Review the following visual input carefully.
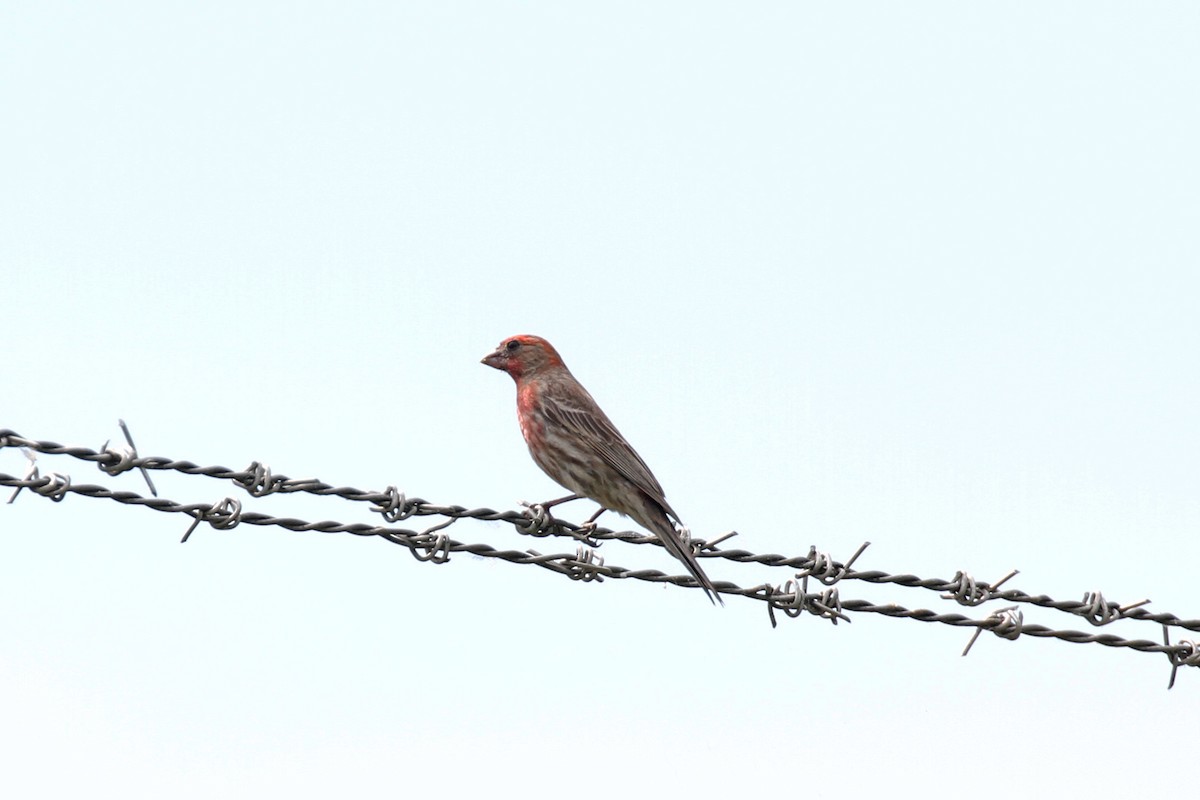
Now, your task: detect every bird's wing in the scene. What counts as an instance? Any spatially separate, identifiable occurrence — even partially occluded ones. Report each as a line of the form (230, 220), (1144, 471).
(541, 386), (682, 523)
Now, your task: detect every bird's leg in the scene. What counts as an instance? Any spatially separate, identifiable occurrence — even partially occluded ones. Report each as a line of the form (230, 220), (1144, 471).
(539, 493), (583, 511)
(572, 507), (608, 543)
(526, 496), (606, 544)
(520, 494), (583, 535)
(520, 494), (584, 534)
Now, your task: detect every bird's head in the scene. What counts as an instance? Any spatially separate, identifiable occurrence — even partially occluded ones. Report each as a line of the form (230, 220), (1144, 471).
(481, 335), (565, 381)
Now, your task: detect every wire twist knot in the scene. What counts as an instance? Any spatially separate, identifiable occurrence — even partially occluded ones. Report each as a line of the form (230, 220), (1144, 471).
(409, 530), (451, 563)
(1077, 591), (1151, 626)
(98, 420), (157, 496)
(1162, 627), (1200, 689)
(962, 606), (1023, 656)
(565, 545), (605, 582)
(943, 568), (1018, 607)
(374, 486), (418, 522)
(180, 497), (243, 542)
(765, 575), (850, 627)
(98, 445), (137, 478)
(518, 502), (552, 535)
(236, 462), (284, 497)
(33, 472), (73, 502)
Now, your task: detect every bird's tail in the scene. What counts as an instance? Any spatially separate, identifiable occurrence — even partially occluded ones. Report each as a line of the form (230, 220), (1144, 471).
(636, 497), (723, 606)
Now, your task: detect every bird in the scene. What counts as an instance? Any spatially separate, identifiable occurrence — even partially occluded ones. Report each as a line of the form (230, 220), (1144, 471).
(482, 334), (722, 604)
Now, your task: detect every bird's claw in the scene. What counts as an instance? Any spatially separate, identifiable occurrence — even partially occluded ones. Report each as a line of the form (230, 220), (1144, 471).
(571, 520), (602, 547)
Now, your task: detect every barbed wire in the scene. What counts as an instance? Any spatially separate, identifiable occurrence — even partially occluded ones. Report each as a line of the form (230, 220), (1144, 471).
(2, 424), (1197, 688)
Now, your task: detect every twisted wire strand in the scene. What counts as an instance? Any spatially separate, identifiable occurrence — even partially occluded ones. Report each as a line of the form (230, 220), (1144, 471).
(2, 429), (1195, 631)
(2, 428), (1198, 685)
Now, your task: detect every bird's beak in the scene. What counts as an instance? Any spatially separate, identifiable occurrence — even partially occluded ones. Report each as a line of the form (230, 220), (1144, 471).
(481, 348), (506, 370)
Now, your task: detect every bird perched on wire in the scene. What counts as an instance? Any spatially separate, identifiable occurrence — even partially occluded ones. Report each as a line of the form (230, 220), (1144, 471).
(482, 334), (722, 605)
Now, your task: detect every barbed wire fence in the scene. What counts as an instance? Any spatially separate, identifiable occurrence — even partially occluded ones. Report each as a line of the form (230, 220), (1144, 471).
(2, 422), (1198, 688)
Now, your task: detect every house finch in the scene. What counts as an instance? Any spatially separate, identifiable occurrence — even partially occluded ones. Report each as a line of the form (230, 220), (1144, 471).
(482, 335), (721, 605)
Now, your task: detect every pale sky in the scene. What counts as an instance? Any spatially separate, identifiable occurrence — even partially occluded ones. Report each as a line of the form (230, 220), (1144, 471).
(2, 3), (1198, 798)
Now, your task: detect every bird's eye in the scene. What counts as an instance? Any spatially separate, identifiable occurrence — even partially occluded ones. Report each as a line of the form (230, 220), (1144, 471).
(505, 339), (521, 352)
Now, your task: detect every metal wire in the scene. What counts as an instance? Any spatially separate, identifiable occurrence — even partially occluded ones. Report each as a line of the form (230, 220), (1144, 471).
(2, 425), (1196, 688)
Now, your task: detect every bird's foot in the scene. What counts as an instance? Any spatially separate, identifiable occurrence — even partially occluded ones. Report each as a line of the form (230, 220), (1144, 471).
(571, 522), (601, 547)
(570, 507), (608, 546)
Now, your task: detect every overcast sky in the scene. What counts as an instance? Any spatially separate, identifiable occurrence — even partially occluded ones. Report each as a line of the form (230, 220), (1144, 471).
(3, 3), (1198, 798)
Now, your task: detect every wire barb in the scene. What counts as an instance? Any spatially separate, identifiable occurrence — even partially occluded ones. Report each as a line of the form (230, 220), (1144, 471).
(797, 541), (870, 586)
(373, 486), (416, 522)
(961, 606), (1023, 656)
(763, 572), (851, 628)
(408, 526), (452, 564)
(1162, 625), (1200, 689)
(99, 419), (158, 497)
(235, 461), (283, 497)
(518, 501), (552, 535)
(567, 544), (605, 582)
(6, 449), (39, 504)
(181, 497), (243, 543)
(1077, 591), (1152, 626)
(942, 568), (1019, 607)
